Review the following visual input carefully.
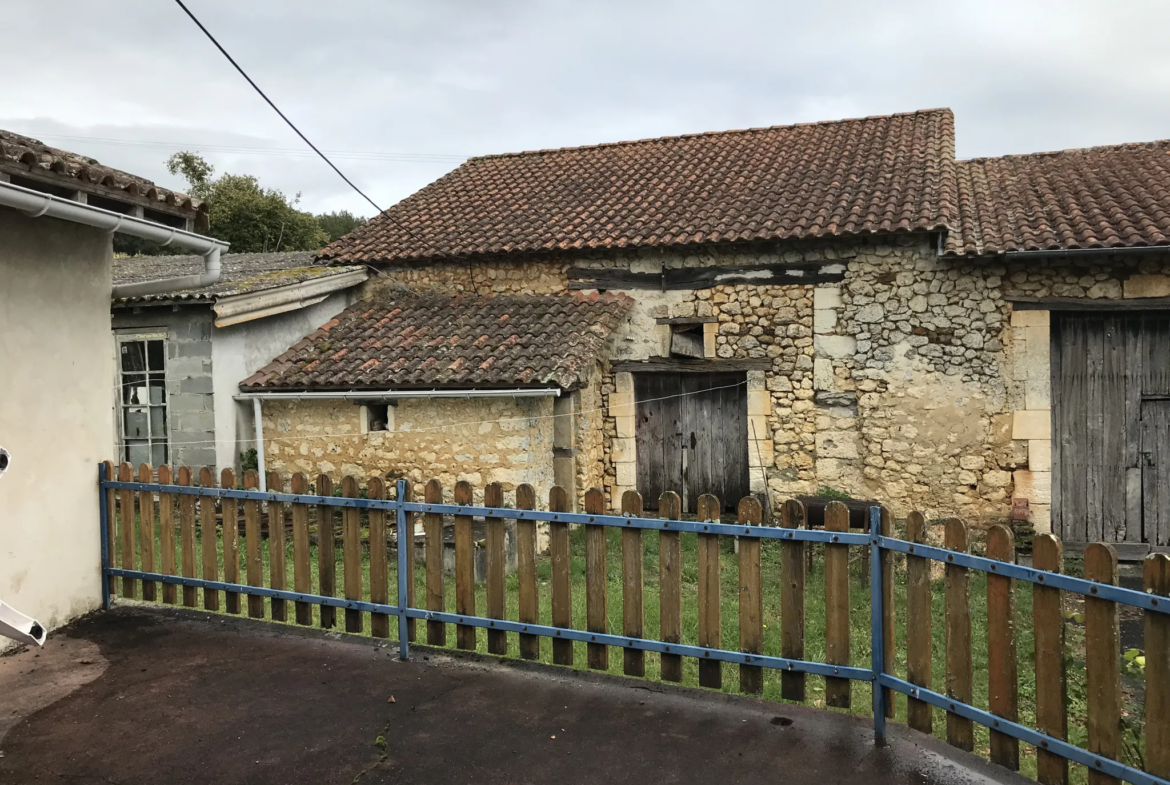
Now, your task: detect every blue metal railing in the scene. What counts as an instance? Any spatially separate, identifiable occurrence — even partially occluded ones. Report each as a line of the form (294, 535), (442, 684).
(99, 466), (1170, 785)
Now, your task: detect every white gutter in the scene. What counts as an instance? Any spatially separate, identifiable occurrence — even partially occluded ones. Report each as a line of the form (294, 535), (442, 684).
(235, 388), (562, 401)
(0, 180), (229, 298)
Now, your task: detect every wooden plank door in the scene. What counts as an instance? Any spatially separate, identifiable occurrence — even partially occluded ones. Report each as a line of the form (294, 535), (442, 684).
(635, 372), (747, 512)
(1143, 400), (1170, 546)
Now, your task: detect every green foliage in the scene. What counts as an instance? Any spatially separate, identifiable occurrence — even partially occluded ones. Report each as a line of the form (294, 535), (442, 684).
(166, 152), (327, 253)
(239, 448), (259, 474)
(316, 210), (367, 243)
(815, 485), (852, 501)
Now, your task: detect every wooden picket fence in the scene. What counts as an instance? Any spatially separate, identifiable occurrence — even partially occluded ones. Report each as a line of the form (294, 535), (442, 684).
(100, 461), (1170, 785)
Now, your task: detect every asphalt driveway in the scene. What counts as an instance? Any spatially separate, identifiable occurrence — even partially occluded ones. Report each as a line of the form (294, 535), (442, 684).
(0, 606), (1029, 784)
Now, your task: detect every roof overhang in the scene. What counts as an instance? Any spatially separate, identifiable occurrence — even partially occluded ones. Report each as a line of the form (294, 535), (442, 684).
(212, 268), (368, 327)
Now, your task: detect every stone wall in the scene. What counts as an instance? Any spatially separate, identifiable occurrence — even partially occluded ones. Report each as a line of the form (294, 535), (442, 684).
(313, 240), (1170, 527)
(260, 396), (557, 503)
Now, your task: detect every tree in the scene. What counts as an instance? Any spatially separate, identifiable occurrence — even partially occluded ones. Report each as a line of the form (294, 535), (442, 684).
(161, 152), (327, 254)
(316, 210), (367, 243)
(114, 152), (368, 256)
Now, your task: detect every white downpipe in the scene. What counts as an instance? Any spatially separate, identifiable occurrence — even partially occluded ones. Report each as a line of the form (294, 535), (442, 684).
(253, 398), (267, 493)
(0, 180), (229, 298)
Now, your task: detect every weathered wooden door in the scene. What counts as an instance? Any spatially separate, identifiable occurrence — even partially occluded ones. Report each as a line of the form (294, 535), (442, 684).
(1142, 399), (1170, 546)
(1051, 312), (1170, 547)
(634, 372), (748, 512)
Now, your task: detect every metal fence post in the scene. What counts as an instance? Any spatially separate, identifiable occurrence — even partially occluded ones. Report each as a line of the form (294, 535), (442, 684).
(396, 479), (410, 660)
(99, 462), (111, 611)
(869, 505), (886, 746)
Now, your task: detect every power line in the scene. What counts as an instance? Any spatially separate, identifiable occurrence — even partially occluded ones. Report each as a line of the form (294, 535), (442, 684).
(28, 133), (468, 163)
(173, 0), (384, 214)
(172, 0), (465, 269)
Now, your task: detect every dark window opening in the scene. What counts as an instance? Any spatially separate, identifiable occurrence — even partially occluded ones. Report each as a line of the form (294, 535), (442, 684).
(367, 403), (390, 432)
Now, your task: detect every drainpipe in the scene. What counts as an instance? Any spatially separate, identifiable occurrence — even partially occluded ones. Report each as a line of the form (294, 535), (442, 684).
(0, 180), (229, 298)
(253, 398), (267, 493)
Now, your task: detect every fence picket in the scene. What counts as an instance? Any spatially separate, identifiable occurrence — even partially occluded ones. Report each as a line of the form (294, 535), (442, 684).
(658, 491), (683, 683)
(621, 490), (645, 677)
(585, 487), (609, 670)
(944, 517), (973, 752)
(243, 470), (264, 619)
(316, 474), (336, 629)
(987, 524), (1019, 771)
(119, 462), (136, 599)
(824, 500), (851, 708)
(198, 467), (218, 611)
(485, 482), (507, 655)
(1145, 553), (1170, 781)
(880, 505), (895, 719)
(905, 511), (932, 734)
(549, 485), (573, 666)
(454, 480), (476, 651)
(1085, 543), (1121, 785)
(104, 461), (118, 597)
(780, 498), (806, 702)
(268, 471), (286, 623)
(1032, 533), (1068, 785)
(697, 493), (722, 690)
(178, 466), (197, 607)
(368, 477), (390, 638)
(157, 465), (177, 605)
(221, 468), (239, 615)
(401, 480), (416, 642)
(342, 476), (363, 634)
(137, 463), (156, 602)
(738, 496), (763, 695)
(291, 472), (312, 626)
(516, 483), (539, 660)
(424, 479), (445, 646)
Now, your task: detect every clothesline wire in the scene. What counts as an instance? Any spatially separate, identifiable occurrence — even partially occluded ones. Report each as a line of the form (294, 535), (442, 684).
(115, 379), (756, 453)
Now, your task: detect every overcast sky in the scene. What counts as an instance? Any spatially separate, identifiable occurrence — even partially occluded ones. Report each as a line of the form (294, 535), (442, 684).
(4, 0), (1169, 216)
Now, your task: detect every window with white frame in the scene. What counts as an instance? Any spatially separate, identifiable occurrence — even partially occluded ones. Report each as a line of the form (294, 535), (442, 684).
(118, 335), (169, 467)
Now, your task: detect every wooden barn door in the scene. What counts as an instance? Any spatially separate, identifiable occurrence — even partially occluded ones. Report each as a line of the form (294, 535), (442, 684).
(634, 372), (748, 513)
(1052, 311), (1170, 548)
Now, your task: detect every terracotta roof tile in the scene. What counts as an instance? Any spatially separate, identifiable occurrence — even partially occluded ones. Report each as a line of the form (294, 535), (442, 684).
(320, 109), (957, 263)
(948, 141), (1170, 255)
(240, 293), (634, 391)
(1, 129), (204, 222)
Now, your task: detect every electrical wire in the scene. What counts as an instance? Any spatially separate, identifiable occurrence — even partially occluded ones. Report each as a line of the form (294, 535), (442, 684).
(114, 379), (752, 451)
(28, 133), (469, 163)
(172, 0), (465, 269)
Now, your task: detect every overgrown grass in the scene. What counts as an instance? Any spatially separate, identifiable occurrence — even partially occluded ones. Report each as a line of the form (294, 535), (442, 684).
(116, 506), (1140, 784)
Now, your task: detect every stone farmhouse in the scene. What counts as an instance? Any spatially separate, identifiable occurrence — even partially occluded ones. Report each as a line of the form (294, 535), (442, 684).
(240, 108), (1170, 553)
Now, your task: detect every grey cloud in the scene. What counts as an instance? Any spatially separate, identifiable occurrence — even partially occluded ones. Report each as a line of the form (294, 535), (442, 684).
(3, 0), (1168, 215)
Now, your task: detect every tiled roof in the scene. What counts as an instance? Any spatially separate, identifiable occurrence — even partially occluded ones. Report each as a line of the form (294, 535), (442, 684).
(0, 129), (204, 223)
(319, 109), (957, 264)
(948, 141), (1170, 255)
(240, 293), (634, 391)
(113, 251), (364, 303)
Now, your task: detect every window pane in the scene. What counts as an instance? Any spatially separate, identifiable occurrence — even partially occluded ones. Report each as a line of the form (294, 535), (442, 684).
(124, 407), (148, 438)
(122, 374), (147, 404)
(121, 341), (147, 372)
(151, 443), (168, 468)
(149, 378), (166, 404)
(126, 440), (149, 467)
(150, 406), (166, 437)
(147, 340), (165, 371)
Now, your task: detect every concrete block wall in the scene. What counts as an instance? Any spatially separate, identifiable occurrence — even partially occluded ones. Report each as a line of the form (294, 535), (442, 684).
(112, 308), (217, 469)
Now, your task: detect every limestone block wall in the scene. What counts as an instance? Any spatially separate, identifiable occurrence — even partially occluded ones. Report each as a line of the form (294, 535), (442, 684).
(260, 396), (557, 503)
(340, 241), (1170, 529)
